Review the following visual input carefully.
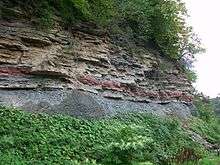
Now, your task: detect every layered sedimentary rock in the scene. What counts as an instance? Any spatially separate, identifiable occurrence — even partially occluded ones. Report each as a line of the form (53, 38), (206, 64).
(0, 21), (195, 119)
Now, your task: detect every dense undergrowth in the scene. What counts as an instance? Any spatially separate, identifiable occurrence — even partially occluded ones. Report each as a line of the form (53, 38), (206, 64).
(0, 106), (219, 165)
(1, 0), (204, 61)
(192, 96), (220, 145)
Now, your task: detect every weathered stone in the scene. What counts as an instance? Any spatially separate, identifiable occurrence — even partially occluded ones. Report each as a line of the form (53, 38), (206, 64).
(78, 75), (100, 86)
(0, 20), (195, 119)
(93, 73), (103, 78)
(0, 66), (31, 76)
(103, 92), (124, 99)
(139, 81), (149, 86)
(0, 89), (194, 119)
(74, 56), (109, 67)
(101, 80), (122, 91)
(132, 63), (143, 68)
(144, 69), (160, 79)
(0, 40), (28, 51)
(78, 86), (99, 94)
(20, 36), (52, 47)
(30, 68), (70, 78)
(113, 78), (136, 85)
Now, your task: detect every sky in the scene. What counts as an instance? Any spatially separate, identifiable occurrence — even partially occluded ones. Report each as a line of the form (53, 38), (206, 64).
(184, 0), (220, 98)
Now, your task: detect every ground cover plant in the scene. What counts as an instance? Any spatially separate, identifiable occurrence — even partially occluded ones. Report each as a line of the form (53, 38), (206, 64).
(0, 106), (219, 165)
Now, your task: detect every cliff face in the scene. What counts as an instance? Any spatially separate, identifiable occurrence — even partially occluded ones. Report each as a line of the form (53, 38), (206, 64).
(0, 21), (195, 119)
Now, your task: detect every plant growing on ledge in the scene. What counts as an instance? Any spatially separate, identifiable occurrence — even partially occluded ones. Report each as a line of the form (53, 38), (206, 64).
(1, 0), (204, 64)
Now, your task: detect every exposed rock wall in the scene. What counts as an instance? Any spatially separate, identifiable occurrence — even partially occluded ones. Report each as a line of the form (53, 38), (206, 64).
(0, 21), (195, 119)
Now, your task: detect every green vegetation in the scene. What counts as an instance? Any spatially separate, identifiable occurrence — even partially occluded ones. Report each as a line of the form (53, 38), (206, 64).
(194, 96), (215, 122)
(210, 97), (220, 116)
(0, 106), (219, 165)
(189, 118), (220, 145)
(192, 96), (220, 145)
(185, 69), (197, 83)
(1, 0), (204, 60)
(180, 156), (220, 165)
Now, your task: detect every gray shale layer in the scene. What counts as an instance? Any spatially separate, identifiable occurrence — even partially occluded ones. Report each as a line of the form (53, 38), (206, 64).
(0, 89), (195, 119)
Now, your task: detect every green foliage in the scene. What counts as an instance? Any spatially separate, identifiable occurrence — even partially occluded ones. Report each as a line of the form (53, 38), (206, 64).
(114, 0), (204, 60)
(114, 0), (153, 41)
(185, 69), (197, 83)
(189, 118), (220, 145)
(210, 97), (220, 116)
(55, 0), (91, 25)
(191, 96), (220, 145)
(150, 0), (187, 58)
(175, 155), (220, 165)
(89, 0), (116, 25)
(2, 0), (204, 61)
(36, 0), (53, 28)
(194, 96), (215, 122)
(198, 156), (220, 165)
(0, 106), (210, 165)
(99, 124), (154, 164)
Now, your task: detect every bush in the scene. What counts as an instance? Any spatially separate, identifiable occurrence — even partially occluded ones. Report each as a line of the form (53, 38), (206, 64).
(185, 69), (197, 83)
(189, 118), (220, 145)
(190, 96), (220, 145)
(2, 0), (204, 61)
(178, 156), (220, 165)
(194, 96), (215, 122)
(0, 106), (210, 165)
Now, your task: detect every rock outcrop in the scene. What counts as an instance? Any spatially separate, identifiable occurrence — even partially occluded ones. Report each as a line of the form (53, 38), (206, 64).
(0, 20), (195, 119)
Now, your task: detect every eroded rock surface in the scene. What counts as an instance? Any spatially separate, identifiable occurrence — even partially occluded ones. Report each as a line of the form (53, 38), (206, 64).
(0, 21), (195, 119)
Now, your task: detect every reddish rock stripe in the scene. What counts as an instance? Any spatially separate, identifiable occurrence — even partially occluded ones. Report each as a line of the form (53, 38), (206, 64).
(78, 75), (193, 102)
(0, 66), (31, 76)
(179, 93), (194, 102)
(101, 80), (121, 91)
(78, 75), (122, 91)
(78, 75), (100, 86)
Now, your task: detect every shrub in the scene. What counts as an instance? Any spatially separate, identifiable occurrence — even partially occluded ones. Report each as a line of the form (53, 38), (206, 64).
(0, 106), (210, 165)
(177, 156), (220, 165)
(185, 69), (197, 83)
(194, 96), (215, 122)
(2, 0), (204, 61)
(56, 0), (91, 25)
(191, 96), (220, 145)
(189, 118), (220, 145)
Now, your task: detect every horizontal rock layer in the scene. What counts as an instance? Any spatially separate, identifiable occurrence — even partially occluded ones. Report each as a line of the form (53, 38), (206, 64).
(0, 21), (195, 118)
(0, 89), (195, 119)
